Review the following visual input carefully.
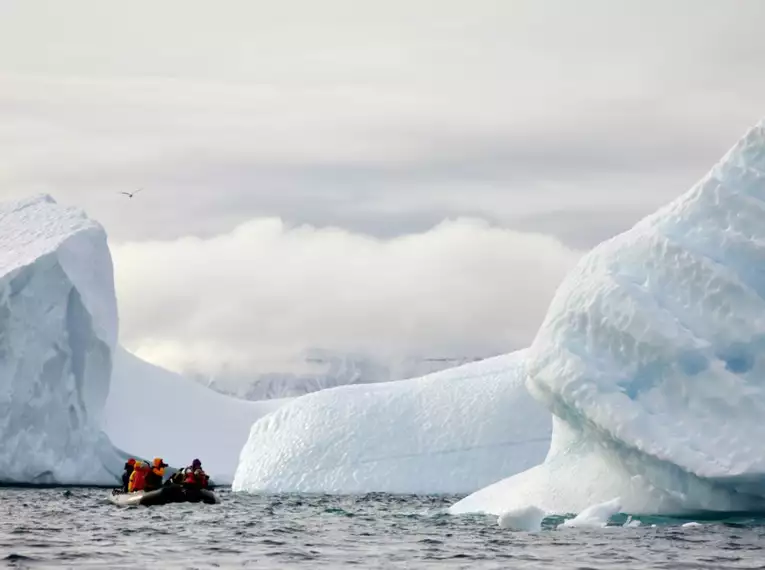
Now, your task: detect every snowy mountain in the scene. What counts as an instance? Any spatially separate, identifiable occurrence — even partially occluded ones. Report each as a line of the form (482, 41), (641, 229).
(191, 350), (487, 401)
(453, 119), (765, 516)
(0, 196), (121, 484)
(232, 350), (551, 494)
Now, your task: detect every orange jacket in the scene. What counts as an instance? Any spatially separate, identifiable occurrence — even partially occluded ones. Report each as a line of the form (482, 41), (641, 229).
(129, 464), (149, 492)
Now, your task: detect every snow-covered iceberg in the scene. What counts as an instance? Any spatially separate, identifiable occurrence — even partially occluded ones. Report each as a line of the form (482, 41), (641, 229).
(453, 119), (765, 516)
(232, 350), (551, 494)
(0, 195), (121, 484)
(0, 194), (287, 484)
(103, 347), (286, 482)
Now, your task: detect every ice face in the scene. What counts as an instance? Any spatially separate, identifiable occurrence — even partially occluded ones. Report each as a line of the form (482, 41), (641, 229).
(232, 350), (551, 494)
(453, 120), (765, 516)
(0, 196), (121, 484)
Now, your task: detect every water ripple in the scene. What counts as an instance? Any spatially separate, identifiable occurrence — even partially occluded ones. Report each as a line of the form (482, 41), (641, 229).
(2, 489), (765, 568)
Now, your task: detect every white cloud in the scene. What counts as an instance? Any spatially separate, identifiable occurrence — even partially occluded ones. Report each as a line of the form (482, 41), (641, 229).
(113, 218), (580, 375)
(3, 0), (765, 376)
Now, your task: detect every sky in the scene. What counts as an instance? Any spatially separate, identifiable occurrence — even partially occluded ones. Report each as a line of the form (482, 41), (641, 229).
(1, 0), (764, 377)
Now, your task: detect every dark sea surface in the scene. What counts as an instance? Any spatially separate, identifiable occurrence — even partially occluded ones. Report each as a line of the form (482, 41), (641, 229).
(2, 488), (765, 569)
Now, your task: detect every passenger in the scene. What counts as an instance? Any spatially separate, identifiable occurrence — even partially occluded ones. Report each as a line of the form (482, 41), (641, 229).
(121, 458), (136, 492)
(183, 458), (209, 489)
(172, 468), (186, 485)
(168, 469), (186, 485)
(144, 457), (168, 492)
(128, 461), (149, 492)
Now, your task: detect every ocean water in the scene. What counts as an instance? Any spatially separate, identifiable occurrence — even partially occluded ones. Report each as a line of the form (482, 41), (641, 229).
(2, 488), (765, 569)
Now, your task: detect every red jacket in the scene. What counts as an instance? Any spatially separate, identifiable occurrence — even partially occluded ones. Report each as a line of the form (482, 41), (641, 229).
(184, 468), (208, 487)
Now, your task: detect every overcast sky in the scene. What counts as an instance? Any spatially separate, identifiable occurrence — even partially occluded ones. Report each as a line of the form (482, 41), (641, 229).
(1, 1), (764, 377)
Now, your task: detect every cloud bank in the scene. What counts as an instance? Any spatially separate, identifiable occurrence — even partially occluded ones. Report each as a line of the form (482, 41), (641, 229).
(113, 218), (580, 376)
(4, 0), (765, 377)
(3, 1), (765, 250)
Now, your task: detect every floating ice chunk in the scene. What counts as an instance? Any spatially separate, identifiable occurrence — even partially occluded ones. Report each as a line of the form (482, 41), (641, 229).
(559, 498), (621, 529)
(497, 505), (546, 532)
(682, 522), (703, 528)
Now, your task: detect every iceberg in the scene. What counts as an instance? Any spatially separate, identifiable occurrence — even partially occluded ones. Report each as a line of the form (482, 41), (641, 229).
(453, 119), (765, 516)
(0, 194), (287, 484)
(232, 350), (551, 494)
(0, 195), (121, 484)
(103, 347), (286, 482)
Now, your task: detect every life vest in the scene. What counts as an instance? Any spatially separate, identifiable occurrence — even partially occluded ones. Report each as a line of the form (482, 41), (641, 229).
(184, 468), (207, 487)
(184, 468), (197, 485)
(129, 465), (148, 492)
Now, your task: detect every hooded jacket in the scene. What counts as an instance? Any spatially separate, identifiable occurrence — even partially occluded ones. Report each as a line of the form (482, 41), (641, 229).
(128, 462), (149, 492)
(144, 458), (167, 491)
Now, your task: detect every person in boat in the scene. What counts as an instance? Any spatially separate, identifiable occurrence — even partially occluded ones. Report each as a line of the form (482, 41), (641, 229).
(144, 457), (168, 492)
(128, 461), (150, 492)
(183, 459), (209, 489)
(121, 458), (136, 492)
(167, 468), (186, 486)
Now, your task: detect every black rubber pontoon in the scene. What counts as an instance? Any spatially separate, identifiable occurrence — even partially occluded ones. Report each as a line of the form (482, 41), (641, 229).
(140, 485), (217, 506)
(111, 485), (217, 506)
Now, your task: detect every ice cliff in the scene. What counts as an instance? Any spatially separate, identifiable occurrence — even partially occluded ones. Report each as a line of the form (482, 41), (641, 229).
(453, 119), (765, 516)
(232, 350), (551, 494)
(0, 195), (121, 483)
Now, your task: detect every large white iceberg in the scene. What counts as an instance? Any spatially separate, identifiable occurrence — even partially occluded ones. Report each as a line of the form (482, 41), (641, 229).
(0, 195), (121, 484)
(0, 194), (287, 484)
(453, 119), (765, 516)
(103, 347), (286, 482)
(232, 349), (551, 494)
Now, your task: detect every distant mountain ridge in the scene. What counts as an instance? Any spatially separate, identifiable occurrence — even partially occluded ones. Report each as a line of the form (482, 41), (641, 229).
(185, 350), (492, 400)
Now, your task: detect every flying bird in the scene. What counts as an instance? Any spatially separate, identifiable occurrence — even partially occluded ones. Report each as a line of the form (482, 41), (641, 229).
(119, 188), (143, 198)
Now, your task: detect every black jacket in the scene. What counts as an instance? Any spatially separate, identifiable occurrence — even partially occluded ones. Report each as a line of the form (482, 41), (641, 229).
(144, 469), (164, 491)
(121, 463), (134, 492)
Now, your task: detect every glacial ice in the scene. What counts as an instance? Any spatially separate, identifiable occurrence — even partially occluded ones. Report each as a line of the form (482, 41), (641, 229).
(103, 347), (286, 482)
(558, 498), (622, 529)
(232, 350), (551, 494)
(497, 505), (546, 532)
(453, 119), (765, 516)
(0, 195), (121, 484)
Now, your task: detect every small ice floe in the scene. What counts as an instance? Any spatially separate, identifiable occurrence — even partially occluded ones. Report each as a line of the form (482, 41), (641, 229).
(497, 505), (546, 532)
(559, 498), (622, 529)
(682, 522), (703, 528)
(623, 515), (641, 528)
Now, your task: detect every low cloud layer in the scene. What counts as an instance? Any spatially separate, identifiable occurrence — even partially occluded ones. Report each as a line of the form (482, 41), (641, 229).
(113, 218), (580, 376)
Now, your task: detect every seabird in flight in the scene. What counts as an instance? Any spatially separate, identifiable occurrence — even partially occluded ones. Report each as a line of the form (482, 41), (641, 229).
(119, 188), (143, 198)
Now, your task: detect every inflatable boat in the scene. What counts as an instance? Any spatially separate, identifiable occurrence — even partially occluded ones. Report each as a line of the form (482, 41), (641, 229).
(109, 485), (218, 507)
